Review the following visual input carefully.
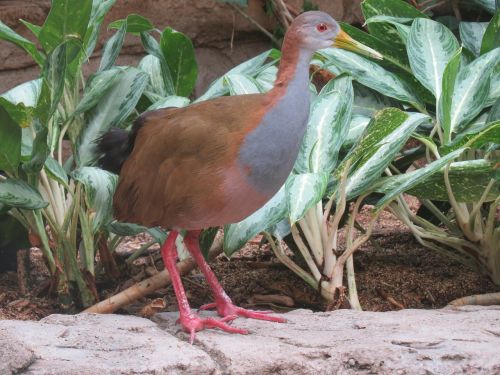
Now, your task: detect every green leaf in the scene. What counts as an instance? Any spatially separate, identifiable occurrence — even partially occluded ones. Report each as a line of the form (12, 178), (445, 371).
(0, 97), (32, 128)
(43, 41), (71, 118)
(438, 48), (461, 143)
(0, 21), (44, 66)
(108, 14), (153, 34)
(146, 95), (190, 110)
(107, 221), (148, 236)
(408, 18), (459, 100)
(39, 0), (92, 61)
(340, 22), (411, 73)
(381, 158), (499, 202)
(98, 20), (127, 72)
(441, 120), (500, 154)
(219, 0), (248, 5)
(23, 128), (49, 174)
(72, 167), (118, 231)
(470, 0), (496, 14)
(223, 74), (262, 95)
(341, 109), (430, 199)
(296, 75), (353, 174)
(352, 82), (400, 117)
(76, 67), (148, 166)
(447, 48), (500, 137)
(140, 32), (175, 95)
(160, 27), (198, 97)
(319, 48), (423, 109)
(364, 16), (412, 44)
(0, 179), (48, 209)
(19, 19), (41, 38)
(44, 156), (69, 187)
(460, 22), (488, 57)
(374, 148), (465, 209)
(224, 187), (287, 257)
(481, 11), (500, 55)
(487, 97), (500, 123)
(361, 0), (428, 45)
(286, 173), (328, 225)
(487, 63), (500, 106)
(73, 68), (122, 116)
(199, 227), (219, 259)
(0, 105), (21, 174)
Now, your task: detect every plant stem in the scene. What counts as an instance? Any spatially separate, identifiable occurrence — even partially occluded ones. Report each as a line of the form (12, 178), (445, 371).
(291, 225), (322, 281)
(265, 232), (318, 289)
(299, 218), (323, 265)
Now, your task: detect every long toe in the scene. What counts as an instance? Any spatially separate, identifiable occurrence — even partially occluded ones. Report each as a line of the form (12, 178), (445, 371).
(179, 313), (248, 344)
(235, 306), (287, 323)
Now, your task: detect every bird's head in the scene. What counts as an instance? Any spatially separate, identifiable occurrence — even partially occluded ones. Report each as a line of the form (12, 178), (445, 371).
(290, 11), (383, 60)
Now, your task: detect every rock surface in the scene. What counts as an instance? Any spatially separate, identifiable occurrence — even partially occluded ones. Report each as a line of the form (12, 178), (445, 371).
(0, 0), (363, 95)
(1, 306), (499, 374)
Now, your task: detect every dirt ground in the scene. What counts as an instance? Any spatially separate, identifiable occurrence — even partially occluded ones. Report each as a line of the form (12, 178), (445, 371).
(1, 199), (499, 321)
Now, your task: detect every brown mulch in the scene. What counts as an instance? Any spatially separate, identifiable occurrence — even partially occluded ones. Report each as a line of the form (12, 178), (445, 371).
(1, 199), (499, 320)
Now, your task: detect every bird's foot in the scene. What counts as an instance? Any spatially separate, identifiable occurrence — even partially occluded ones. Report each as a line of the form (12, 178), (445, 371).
(199, 300), (286, 323)
(177, 313), (248, 344)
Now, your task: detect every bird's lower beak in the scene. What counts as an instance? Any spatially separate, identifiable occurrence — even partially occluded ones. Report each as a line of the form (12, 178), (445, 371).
(333, 30), (383, 60)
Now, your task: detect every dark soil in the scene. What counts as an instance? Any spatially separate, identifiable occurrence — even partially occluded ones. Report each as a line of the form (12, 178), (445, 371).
(1, 201), (499, 320)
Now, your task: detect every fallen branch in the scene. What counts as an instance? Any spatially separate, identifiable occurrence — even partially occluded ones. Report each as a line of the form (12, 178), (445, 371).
(448, 292), (500, 307)
(83, 237), (223, 314)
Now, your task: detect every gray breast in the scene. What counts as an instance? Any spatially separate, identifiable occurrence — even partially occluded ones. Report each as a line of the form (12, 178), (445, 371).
(238, 88), (310, 195)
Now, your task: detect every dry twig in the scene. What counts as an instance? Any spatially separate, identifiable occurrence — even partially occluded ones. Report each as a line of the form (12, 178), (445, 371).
(83, 237), (223, 314)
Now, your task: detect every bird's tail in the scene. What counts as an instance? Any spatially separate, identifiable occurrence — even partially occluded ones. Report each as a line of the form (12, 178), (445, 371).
(96, 115), (147, 174)
(95, 128), (132, 174)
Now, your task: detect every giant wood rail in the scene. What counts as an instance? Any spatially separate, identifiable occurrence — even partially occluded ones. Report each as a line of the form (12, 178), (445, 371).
(98, 11), (381, 343)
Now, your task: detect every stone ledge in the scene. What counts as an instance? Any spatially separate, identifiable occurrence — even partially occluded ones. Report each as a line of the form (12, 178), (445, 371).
(1, 306), (499, 374)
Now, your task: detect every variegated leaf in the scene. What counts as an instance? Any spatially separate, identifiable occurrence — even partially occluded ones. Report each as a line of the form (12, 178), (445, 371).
(319, 48), (423, 109)
(378, 158), (498, 203)
(408, 18), (459, 100)
(374, 148), (465, 209)
(77, 67), (148, 166)
(340, 109), (430, 200)
(459, 22), (488, 56)
(138, 54), (167, 97)
(295, 75), (353, 174)
(448, 48), (500, 136)
(71, 166), (118, 231)
(196, 49), (279, 101)
(223, 74), (262, 95)
(224, 186), (287, 256)
(286, 173), (328, 225)
(0, 178), (48, 209)
(73, 68), (121, 116)
(147, 95), (190, 110)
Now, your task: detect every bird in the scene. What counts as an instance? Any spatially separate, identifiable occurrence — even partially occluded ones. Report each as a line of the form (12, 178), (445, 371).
(98, 11), (381, 343)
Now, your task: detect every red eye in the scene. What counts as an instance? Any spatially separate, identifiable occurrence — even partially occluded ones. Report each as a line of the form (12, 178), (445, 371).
(316, 23), (328, 32)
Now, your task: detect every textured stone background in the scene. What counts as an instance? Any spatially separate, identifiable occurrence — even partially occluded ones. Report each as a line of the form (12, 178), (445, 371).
(1, 306), (499, 374)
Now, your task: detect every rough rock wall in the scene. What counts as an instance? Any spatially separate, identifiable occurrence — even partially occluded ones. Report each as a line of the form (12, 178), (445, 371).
(0, 0), (363, 95)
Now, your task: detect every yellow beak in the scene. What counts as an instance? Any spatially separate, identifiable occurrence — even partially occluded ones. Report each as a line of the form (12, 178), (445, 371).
(333, 30), (383, 60)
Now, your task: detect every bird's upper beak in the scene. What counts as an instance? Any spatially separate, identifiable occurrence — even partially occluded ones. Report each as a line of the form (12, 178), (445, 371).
(333, 30), (383, 60)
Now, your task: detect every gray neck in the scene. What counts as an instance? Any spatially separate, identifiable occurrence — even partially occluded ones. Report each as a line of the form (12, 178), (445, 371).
(238, 49), (312, 196)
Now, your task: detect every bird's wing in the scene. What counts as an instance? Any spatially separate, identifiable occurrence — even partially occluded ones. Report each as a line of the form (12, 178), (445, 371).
(113, 93), (269, 229)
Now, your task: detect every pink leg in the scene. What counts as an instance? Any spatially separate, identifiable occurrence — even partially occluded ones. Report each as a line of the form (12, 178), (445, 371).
(161, 230), (247, 343)
(184, 230), (286, 323)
